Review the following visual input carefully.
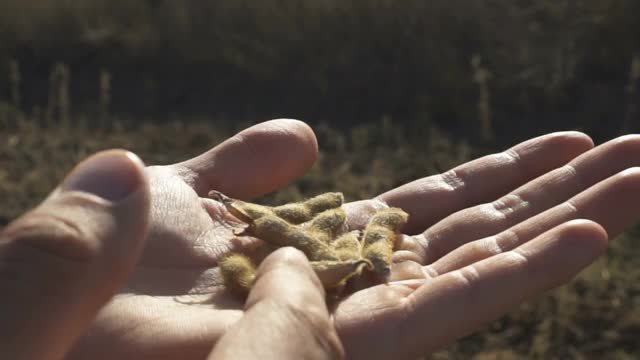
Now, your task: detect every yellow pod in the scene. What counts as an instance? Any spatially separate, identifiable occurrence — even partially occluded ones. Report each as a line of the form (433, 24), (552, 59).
(311, 259), (372, 289)
(361, 207), (408, 275)
(307, 208), (347, 243)
(361, 241), (393, 275)
(362, 208), (408, 247)
(230, 202), (273, 223)
(332, 230), (362, 261)
(271, 203), (312, 224)
(304, 192), (344, 213)
(249, 214), (339, 262)
(219, 253), (257, 293)
(273, 192), (344, 224)
(247, 241), (281, 265)
(208, 190), (273, 223)
(368, 207), (408, 231)
(362, 226), (394, 247)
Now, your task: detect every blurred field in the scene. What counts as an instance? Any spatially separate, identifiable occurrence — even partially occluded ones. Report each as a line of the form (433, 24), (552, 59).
(2, 112), (640, 359)
(1, 0), (640, 142)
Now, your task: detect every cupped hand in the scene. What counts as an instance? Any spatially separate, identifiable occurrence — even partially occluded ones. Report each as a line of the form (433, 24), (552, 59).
(5, 119), (638, 359)
(1, 119), (342, 360)
(66, 119), (324, 359)
(337, 131), (640, 359)
(75, 123), (640, 359)
(209, 247), (344, 360)
(0, 140), (341, 360)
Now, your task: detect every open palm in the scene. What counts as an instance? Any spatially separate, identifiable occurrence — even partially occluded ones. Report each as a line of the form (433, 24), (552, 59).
(69, 120), (640, 359)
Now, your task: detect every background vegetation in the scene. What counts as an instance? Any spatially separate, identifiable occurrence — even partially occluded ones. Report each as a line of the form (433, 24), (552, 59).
(1, 0), (640, 358)
(1, 0), (640, 143)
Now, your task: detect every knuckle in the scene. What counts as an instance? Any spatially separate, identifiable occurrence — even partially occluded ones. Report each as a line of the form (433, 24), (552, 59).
(267, 247), (317, 277)
(439, 169), (466, 192)
(283, 303), (335, 344)
(1, 211), (98, 263)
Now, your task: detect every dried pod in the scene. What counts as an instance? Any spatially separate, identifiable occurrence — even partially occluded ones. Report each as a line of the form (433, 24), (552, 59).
(362, 208), (409, 275)
(306, 208), (347, 243)
(219, 253), (257, 294)
(311, 259), (372, 289)
(367, 207), (409, 233)
(273, 192), (344, 224)
(246, 241), (281, 265)
(229, 202), (273, 223)
(209, 191), (273, 223)
(212, 191), (407, 295)
(361, 241), (393, 275)
(332, 230), (362, 261)
(304, 192), (344, 213)
(248, 214), (339, 261)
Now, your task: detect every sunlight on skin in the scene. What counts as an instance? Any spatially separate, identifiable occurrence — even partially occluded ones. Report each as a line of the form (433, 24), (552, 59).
(81, 124), (623, 359)
(5, 119), (638, 359)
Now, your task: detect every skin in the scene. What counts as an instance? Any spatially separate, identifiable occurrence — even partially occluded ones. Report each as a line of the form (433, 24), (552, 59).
(209, 247), (343, 360)
(2, 119), (640, 359)
(0, 147), (340, 360)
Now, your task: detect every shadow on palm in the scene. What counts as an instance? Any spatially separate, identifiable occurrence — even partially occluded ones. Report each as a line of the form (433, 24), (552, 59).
(73, 120), (638, 360)
(117, 160), (421, 359)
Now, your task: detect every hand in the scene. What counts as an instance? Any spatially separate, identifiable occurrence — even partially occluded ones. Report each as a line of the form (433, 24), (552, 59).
(0, 150), (151, 359)
(209, 247), (344, 360)
(0, 144), (342, 360)
(336, 131), (638, 358)
(5, 119), (637, 359)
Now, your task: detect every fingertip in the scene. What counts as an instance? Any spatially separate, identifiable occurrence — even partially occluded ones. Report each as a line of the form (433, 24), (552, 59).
(236, 119), (319, 195)
(247, 247), (325, 309)
(211, 246), (341, 360)
(516, 219), (609, 281)
(563, 218), (608, 236)
(551, 131), (594, 148)
(183, 119), (319, 199)
(61, 149), (148, 202)
(515, 131), (594, 166)
(617, 166), (640, 179)
(557, 219), (609, 255)
(5, 150), (150, 262)
(259, 246), (311, 271)
(0, 150), (150, 360)
(266, 118), (319, 164)
(256, 247), (323, 291)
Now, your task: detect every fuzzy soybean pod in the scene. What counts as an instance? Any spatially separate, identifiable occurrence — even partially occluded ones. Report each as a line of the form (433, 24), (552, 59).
(272, 192), (344, 224)
(208, 190), (273, 223)
(219, 253), (257, 294)
(361, 208), (409, 275)
(229, 202), (273, 223)
(331, 231), (362, 261)
(248, 214), (339, 262)
(306, 208), (347, 244)
(311, 259), (372, 289)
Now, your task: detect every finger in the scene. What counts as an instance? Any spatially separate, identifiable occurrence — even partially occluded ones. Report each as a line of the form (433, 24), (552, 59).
(0, 150), (150, 360)
(176, 119), (318, 199)
(209, 247), (344, 360)
(377, 131), (593, 234)
(430, 167), (640, 274)
(398, 134), (640, 264)
(407, 220), (607, 356)
(337, 220), (607, 359)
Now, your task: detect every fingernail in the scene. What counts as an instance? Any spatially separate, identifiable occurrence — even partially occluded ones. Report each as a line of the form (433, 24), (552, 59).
(62, 150), (145, 201)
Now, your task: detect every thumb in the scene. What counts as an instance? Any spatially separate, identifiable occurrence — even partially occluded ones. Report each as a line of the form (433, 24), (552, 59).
(209, 247), (345, 360)
(0, 150), (150, 360)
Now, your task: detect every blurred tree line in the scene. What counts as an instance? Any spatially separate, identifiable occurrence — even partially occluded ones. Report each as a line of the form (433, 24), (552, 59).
(1, 0), (640, 144)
